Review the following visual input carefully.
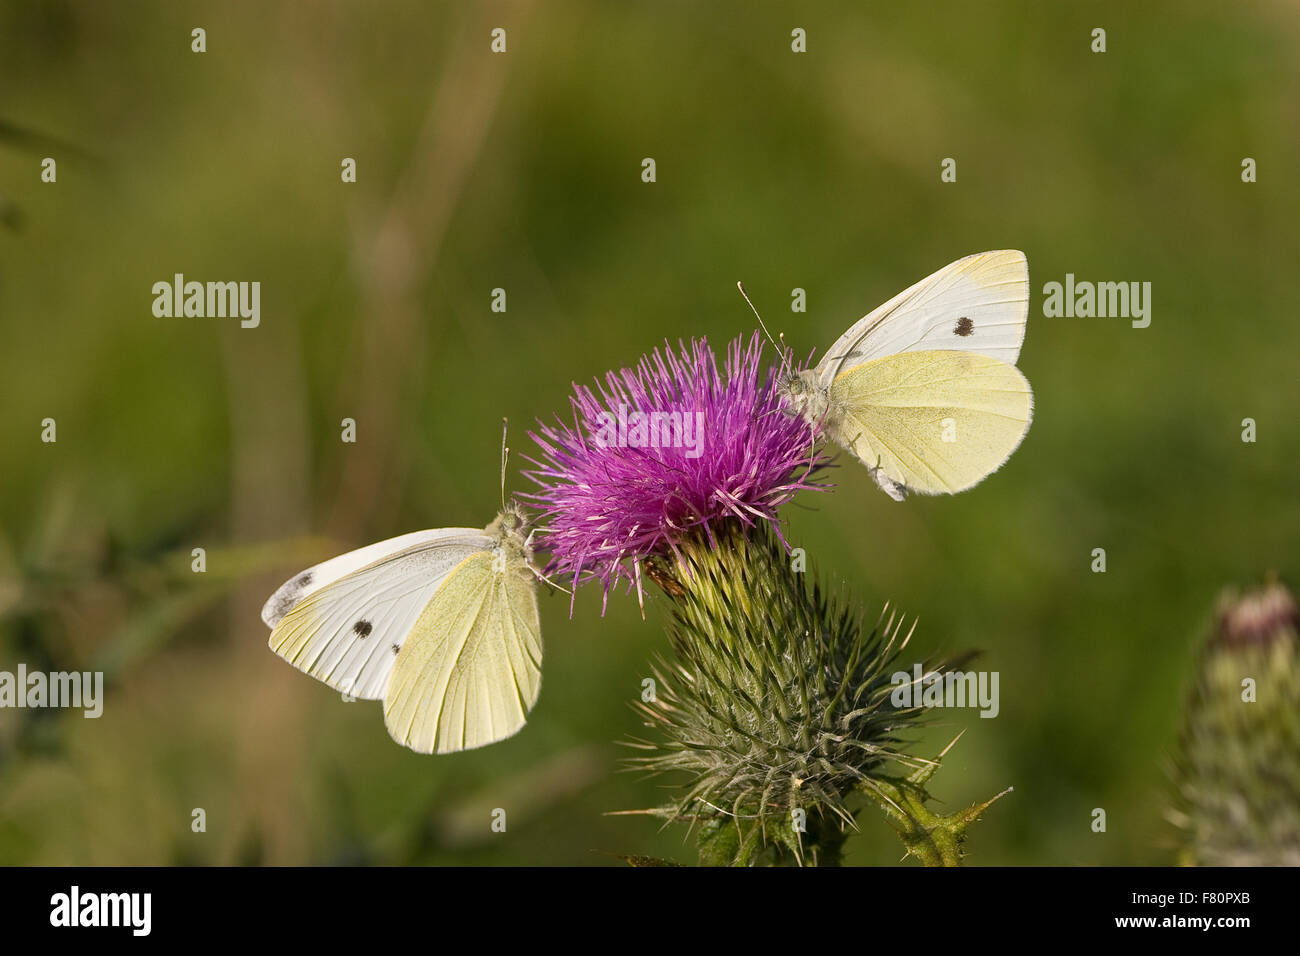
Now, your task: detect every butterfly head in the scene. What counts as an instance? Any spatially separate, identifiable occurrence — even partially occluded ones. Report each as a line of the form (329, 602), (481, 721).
(489, 499), (533, 553)
(775, 370), (828, 424)
(493, 499), (528, 534)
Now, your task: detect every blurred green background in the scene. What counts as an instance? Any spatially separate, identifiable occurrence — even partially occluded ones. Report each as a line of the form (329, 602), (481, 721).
(1, 1), (1297, 865)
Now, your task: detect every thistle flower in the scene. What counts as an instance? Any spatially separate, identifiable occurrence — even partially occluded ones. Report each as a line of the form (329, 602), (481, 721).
(524, 332), (825, 602)
(524, 327), (1008, 866)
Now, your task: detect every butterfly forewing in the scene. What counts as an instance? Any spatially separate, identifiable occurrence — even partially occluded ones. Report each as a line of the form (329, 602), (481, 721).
(266, 530), (491, 701)
(262, 529), (484, 628)
(815, 249), (1028, 386)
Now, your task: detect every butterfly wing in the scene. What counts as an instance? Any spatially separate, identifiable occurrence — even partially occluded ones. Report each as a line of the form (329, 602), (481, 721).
(814, 250), (1028, 386)
(383, 549), (542, 754)
(265, 530), (492, 701)
(262, 529), (485, 628)
(825, 349), (1032, 497)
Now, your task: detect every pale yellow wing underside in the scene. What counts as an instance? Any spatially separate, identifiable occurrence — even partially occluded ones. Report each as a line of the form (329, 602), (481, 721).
(826, 349), (1033, 496)
(383, 551), (542, 754)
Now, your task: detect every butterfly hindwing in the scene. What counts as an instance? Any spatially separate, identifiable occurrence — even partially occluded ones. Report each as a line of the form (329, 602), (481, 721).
(825, 349), (1033, 497)
(383, 549), (542, 754)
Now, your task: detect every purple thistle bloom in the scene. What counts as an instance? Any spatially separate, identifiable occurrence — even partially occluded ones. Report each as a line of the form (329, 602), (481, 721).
(524, 331), (828, 606)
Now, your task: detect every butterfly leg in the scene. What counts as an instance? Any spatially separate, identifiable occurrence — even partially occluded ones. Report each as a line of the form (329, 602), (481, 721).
(525, 559), (574, 596)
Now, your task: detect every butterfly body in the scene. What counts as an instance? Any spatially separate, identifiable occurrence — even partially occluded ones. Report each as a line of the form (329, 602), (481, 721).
(483, 503), (532, 572)
(776, 369), (830, 424)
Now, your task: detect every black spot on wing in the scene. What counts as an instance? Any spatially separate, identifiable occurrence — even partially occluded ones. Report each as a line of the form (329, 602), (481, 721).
(352, 620), (372, 638)
(296, 572), (313, 587)
(391, 643), (401, 655)
(954, 317), (975, 337)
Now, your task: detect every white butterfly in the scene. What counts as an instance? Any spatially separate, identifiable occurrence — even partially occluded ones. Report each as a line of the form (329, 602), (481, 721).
(777, 250), (1033, 501)
(262, 501), (542, 754)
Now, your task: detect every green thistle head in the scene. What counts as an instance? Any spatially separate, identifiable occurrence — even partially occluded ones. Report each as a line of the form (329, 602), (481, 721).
(627, 521), (961, 864)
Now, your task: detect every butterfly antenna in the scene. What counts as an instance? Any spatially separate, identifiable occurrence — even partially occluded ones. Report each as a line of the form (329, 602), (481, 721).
(776, 331), (794, 376)
(499, 417), (510, 513)
(737, 282), (794, 376)
(737, 282), (780, 351)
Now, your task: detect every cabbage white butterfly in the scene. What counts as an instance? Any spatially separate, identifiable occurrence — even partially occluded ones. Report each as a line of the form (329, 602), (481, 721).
(263, 503), (542, 754)
(263, 430), (545, 754)
(770, 250), (1033, 501)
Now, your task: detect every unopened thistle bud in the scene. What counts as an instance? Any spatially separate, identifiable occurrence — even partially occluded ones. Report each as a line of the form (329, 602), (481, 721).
(1169, 580), (1300, 866)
